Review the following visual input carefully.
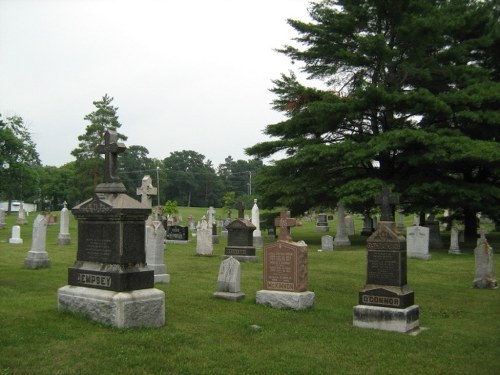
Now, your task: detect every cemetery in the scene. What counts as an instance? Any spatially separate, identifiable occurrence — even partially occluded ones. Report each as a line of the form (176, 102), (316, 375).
(1, 1), (499, 374)
(0, 203), (498, 373)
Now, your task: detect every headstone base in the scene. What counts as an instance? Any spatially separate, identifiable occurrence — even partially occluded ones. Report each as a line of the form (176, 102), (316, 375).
(148, 264), (170, 284)
(256, 290), (315, 311)
(472, 278), (498, 289)
(24, 251), (51, 269)
(353, 304), (420, 334)
(57, 285), (165, 328)
(253, 236), (263, 249)
(166, 240), (189, 244)
(17, 219), (27, 225)
(9, 238), (23, 244)
(154, 274), (170, 283)
(212, 291), (245, 301)
(221, 255), (258, 263)
(448, 248), (462, 255)
(57, 233), (71, 245)
(333, 238), (351, 246)
(315, 225), (329, 232)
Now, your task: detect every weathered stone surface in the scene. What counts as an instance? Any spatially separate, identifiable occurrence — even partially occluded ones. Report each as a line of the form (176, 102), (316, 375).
(407, 225), (431, 260)
(353, 304), (420, 333)
(57, 286), (165, 328)
(333, 202), (350, 246)
(321, 235), (334, 252)
(24, 214), (51, 269)
(448, 226), (461, 254)
(472, 238), (497, 289)
(264, 240), (308, 292)
(256, 290), (315, 310)
(57, 202), (72, 245)
(196, 217), (213, 256)
(216, 256), (241, 293)
(9, 225), (23, 244)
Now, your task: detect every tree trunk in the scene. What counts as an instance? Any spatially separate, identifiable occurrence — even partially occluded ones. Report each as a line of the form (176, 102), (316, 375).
(463, 208), (478, 242)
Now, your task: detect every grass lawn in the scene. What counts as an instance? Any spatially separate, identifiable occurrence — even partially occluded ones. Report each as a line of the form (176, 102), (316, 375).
(0, 208), (499, 375)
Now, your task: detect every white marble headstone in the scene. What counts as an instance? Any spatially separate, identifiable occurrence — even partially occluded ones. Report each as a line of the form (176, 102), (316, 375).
(24, 214), (51, 268)
(321, 235), (334, 251)
(145, 219), (169, 283)
(9, 225), (23, 244)
(196, 216), (213, 256)
(251, 199), (263, 248)
(57, 202), (71, 245)
(406, 225), (431, 260)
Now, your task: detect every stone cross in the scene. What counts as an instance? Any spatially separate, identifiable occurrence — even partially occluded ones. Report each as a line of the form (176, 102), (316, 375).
(236, 202), (245, 219)
(374, 187), (399, 222)
(274, 211), (297, 241)
(96, 130), (126, 183)
(478, 227), (488, 241)
(136, 175), (158, 208)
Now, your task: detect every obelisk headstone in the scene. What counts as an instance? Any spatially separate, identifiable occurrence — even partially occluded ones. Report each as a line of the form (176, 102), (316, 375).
(252, 199), (263, 249)
(57, 130), (165, 328)
(448, 222), (461, 255)
(333, 202), (350, 246)
(24, 214), (51, 269)
(353, 187), (419, 334)
(0, 208), (6, 229)
(57, 201), (72, 245)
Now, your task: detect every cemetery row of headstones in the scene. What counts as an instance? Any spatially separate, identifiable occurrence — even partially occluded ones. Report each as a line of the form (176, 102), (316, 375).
(3, 131), (496, 332)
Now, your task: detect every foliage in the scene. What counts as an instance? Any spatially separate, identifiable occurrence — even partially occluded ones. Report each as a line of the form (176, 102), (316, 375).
(162, 199), (179, 217)
(246, 0), (500, 239)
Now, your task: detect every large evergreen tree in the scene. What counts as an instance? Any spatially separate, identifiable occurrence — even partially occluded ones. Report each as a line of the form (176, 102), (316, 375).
(247, 0), (500, 239)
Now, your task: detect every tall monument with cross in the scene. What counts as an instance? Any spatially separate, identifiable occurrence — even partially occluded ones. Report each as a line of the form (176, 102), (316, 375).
(58, 130), (165, 328)
(136, 175), (158, 209)
(353, 186), (419, 334)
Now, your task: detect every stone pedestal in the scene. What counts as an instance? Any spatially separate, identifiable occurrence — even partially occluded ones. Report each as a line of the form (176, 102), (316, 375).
(256, 290), (315, 310)
(24, 250), (51, 269)
(58, 286), (165, 328)
(353, 304), (420, 333)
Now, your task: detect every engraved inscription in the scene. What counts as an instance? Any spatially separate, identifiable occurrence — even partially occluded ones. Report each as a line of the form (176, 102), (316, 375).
(367, 251), (400, 285)
(362, 295), (400, 307)
(265, 250), (296, 291)
(226, 248), (250, 255)
(76, 273), (112, 287)
(84, 238), (113, 260)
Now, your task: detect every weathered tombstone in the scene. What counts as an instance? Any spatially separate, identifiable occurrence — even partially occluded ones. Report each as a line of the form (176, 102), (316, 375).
(0, 208), (7, 229)
(24, 214), (51, 269)
(212, 256), (245, 301)
(360, 213), (374, 236)
(321, 235), (334, 252)
(448, 222), (461, 255)
(221, 218), (230, 238)
(256, 240), (315, 310)
(166, 224), (189, 243)
(472, 236), (497, 289)
(136, 175), (157, 208)
(251, 199), (263, 249)
(207, 206), (218, 244)
(57, 130), (165, 328)
(57, 201), (72, 245)
(396, 209), (405, 231)
(344, 214), (355, 235)
(16, 203), (27, 225)
(353, 187), (419, 334)
(406, 225), (431, 260)
(425, 214), (444, 249)
(333, 202), (351, 246)
(274, 211), (296, 242)
(196, 216), (213, 256)
(224, 217), (257, 262)
(315, 213), (329, 232)
(9, 225), (23, 244)
(145, 219), (170, 283)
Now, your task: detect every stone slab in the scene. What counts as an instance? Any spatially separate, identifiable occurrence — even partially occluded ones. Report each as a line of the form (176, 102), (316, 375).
(57, 285), (165, 328)
(212, 291), (245, 301)
(255, 290), (315, 311)
(24, 250), (51, 269)
(353, 304), (420, 333)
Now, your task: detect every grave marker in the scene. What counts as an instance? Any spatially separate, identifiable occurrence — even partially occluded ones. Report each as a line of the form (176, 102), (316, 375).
(213, 257), (245, 301)
(274, 211), (296, 241)
(57, 201), (71, 245)
(136, 175), (157, 208)
(24, 214), (51, 269)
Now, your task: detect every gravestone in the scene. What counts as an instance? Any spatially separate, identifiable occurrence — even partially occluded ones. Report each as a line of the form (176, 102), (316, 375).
(17, 203), (27, 225)
(333, 202), (351, 246)
(315, 213), (329, 232)
(57, 130), (165, 328)
(212, 256), (245, 301)
(57, 201), (72, 245)
(47, 214), (57, 225)
(274, 211), (296, 241)
(321, 235), (334, 252)
(353, 187), (419, 334)
(166, 224), (189, 243)
(9, 225), (23, 244)
(406, 225), (431, 260)
(251, 199), (263, 249)
(448, 223), (461, 255)
(0, 208), (6, 229)
(472, 237), (497, 289)
(397, 209), (405, 231)
(224, 217), (257, 262)
(256, 240), (315, 310)
(425, 214), (444, 249)
(360, 214), (374, 236)
(24, 214), (51, 269)
(145, 219), (169, 283)
(344, 214), (355, 235)
(207, 206), (218, 244)
(136, 175), (157, 208)
(196, 216), (213, 256)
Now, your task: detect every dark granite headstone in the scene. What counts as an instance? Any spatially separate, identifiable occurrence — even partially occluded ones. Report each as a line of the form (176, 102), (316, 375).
(224, 218), (256, 261)
(166, 225), (189, 241)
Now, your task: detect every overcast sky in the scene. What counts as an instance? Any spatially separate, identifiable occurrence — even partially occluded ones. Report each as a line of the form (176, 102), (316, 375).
(0, 0), (315, 168)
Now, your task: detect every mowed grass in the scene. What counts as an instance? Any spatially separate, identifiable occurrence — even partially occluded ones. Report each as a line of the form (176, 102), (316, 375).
(0, 208), (499, 375)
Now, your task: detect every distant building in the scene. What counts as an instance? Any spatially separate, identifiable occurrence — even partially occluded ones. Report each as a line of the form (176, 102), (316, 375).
(0, 201), (37, 213)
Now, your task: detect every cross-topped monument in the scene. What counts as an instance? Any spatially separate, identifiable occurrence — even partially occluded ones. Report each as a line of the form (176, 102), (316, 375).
(274, 211), (297, 241)
(236, 202), (245, 219)
(136, 175), (158, 208)
(95, 130), (127, 193)
(374, 187), (399, 222)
